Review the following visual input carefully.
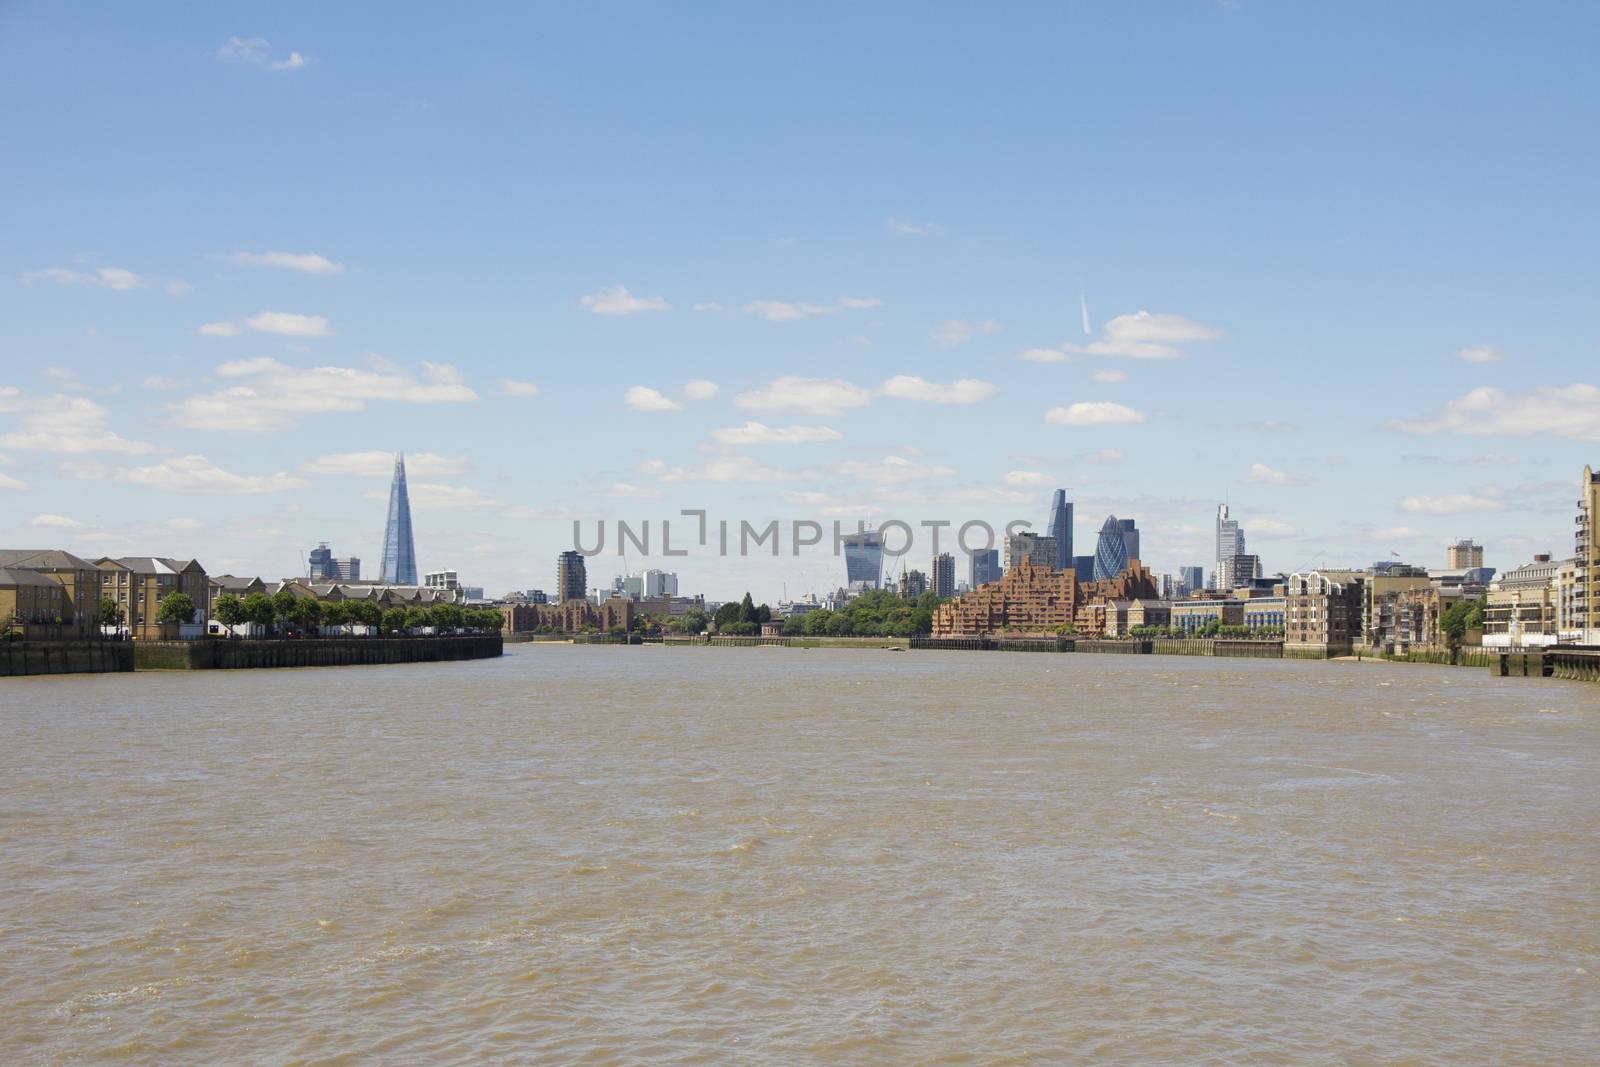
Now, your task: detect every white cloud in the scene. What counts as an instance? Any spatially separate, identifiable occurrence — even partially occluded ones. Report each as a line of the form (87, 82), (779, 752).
(833, 455), (955, 486)
(172, 358), (477, 432)
(1062, 310), (1220, 359)
(741, 297), (880, 321)
(29, 513), (81, 528)
(142, 376), (179, 391)
(165, 280), (193, 297)
(641, 455), (801, 484)
(1044, 402), (1146, 426)
(580, 285), (669, 316)
(22, 266), (144, 291)
(682, 379), (720, 401)
(1372, 525), (1425, 541)
(885, 217), (942, 236)
(710, 421), (841, 446)
(735, 376), (873, 416)
(836, 296), (883, 310)
(0, 395), (153, 454)
(362, 483), (504, 510)
(624, 386), (682, 412)
(1401, 492), (1506, 515)
(597, 482), (662, 498)
(1082, 448), (1124, 463)
(1090, 369), (1128, 384)
(879, 375), (998, 404)
(1004, 470), (1052, 486)
(1249, 462), (1300, 486)
(0, 472), (27, 490)
(196, 321), (242, 337)
(228, 250), (344, 275)
(930, 319), (999, 347)
(1252, 519), (1298, 537)
(1456, 344), (1502, 365)
(1019, 347), (1069, 363)
(218, 37), (308, 71)
(1391, 384), (1600, 442)
(244, 311), (331, 337)
(497, 379), (540, 397)
(0, 387), (19, 412)
(116, 455), (310, 494)
(299, 451), (470, 477)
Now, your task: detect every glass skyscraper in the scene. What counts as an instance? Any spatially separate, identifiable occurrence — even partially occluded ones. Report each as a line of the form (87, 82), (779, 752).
(379, 452), (418, 585)
(1092, 514), (1130, 581)
(1046, 489), (1073, 570)
(843, 528), (884, 588)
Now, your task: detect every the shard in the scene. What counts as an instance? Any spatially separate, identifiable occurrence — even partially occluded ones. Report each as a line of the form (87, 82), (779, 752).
(379, 452), (418, 585)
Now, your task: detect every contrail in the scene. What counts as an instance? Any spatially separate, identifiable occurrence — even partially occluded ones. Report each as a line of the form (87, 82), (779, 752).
(1079, 290), (1092, 335)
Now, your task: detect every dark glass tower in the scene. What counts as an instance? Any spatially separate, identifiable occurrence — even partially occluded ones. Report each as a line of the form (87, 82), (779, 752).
(843, 527), (884, 588)
(379, 452), (418, 585)
(1092, 514), (1129, 581)
(1046, 489), (1073, 570)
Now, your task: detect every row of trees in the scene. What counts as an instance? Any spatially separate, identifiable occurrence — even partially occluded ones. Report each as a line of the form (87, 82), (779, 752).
(780, 589), (945, 637)
(213, 590), (503, 636)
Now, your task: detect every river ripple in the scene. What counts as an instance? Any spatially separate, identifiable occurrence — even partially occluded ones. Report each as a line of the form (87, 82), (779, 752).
(2, 646), (1597, 1064)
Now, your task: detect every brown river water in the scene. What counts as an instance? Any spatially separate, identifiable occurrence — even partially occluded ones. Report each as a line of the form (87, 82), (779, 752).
(2, 646), (1598, 1065)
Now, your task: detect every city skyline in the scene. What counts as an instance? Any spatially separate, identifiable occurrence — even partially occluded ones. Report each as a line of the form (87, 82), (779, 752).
(2, 5), (1598, 602)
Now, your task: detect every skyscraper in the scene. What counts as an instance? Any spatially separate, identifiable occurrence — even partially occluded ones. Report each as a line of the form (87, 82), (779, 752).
(970, 548), (1001, 588)
(1073, 555), (1096, 583)
(1092, 514), (1130, 581)
(1179, 565), (1205, 594)
(1046, 490), (1073, 570)
(1005, 531), (1057, 571)
(379, 453), (418, 585)
(1445, 539), (1484, 569)
(932, 552), (956, 598)
(843, 528), (884, 588)
(557, 550), (587, 602)
(1215, 503), (1244, 590)
(1119, 518), (1140, 564)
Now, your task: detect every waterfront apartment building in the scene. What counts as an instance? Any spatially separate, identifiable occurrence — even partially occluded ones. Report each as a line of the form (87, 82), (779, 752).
(931, 557), (1158, 637)
(1576, 465), (1600, 643)
(1283, 571), (1361, 655)
(1483, 554), (1564, 649)
(1171, 598), (1245, 632)
(96, 556), (210, 640)
(1005, 531), (1057, 572)
(1445, 539), (1484, 570)
(0, 567), (72, 637)
(969, 548), (1001, 588)
(932, 553), (955, 598)
(1363, 564), (1433, 650)
(0, 548), (101, 635)
(557, 550), (587, 603)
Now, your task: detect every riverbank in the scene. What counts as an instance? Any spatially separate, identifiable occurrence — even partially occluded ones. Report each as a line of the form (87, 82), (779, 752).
(0, 640), (133, 677)
(133, 634), (503, 670)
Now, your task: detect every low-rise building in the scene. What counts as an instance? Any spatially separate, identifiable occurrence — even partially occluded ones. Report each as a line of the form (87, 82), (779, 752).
(0, 548), (102, 635)
(1483, 555), (1565, 649)
(1171, 598), (1244, 632)
(0, 567), (73, 636)
(1283, 571), (1361, 655)
(96, 556), (210, 640)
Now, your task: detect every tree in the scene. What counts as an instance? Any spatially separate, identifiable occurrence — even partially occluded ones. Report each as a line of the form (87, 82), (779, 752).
(156, 591), (197, 627)
(679, 607), (710, 634)
(403, 606), (430, 632)
(320, 600), (351, 629)
(271, 588), (299, 634)
(99, 596), (125, 631)
(429, 602), (465, 632)
(382, 607), (410, 634)
(213, 594), (245, 631)
(289, 597), (323, 633)
(345, 599), (382, 631)
(242, 592), (277, 631)
(713, 601), (742, 629)
(739, 592), (757, 625)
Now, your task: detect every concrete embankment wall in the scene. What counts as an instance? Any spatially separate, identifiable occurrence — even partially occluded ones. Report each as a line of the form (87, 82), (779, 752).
(1, 641), (134, 677)
(133, 635), (503, 670)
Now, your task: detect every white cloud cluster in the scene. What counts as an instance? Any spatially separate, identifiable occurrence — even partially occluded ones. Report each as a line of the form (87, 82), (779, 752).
(196, 311), (331, 338)
(1044, 402), (1145, 426)
(299, 451), (470, 477)
(1456, 344), (1502, 364)
(1055, 311), (1220, 359)
(228, 250), (343, 275)
(173, 357), (477, 432)
(624, 386), (681, 412)
(695, 296), (883, 321)
(885, 217), (942, 236)
(1392, 384), (1600, 442)
(711, 422), (841, 446)
(22, 266), (144, 291)
(1401, 491), (1506, 515)
(218, 37), (308, 71)
(497, 379), (539, 397)
(1004, 470), (1052, 486)
(65, 455), (307, 494)
(579, 285), (669, 316)
(366, 483), (503, 510)
(0, 394), (153, 454)
(735, 376), (874, 416)
(683, 379), (719, 400)
(879, 375), (997, 404)
(640, 455), (801, 484)
(833, 455), (955, 486)
(1249, 462), (1300, 486)
(930, 319), (999, 347)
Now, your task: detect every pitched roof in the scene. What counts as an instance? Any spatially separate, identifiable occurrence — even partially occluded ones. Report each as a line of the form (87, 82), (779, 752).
(0, 566), (66, 588)
(0, 548), (98, 571)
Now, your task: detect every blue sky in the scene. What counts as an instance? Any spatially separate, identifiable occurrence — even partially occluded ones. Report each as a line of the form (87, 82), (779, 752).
(2, 2), (1597, 602)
